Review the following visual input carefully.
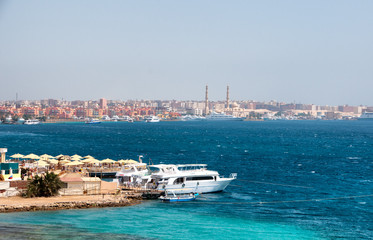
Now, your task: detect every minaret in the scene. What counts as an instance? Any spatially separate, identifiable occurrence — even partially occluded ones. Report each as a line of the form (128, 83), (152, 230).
(226, 85), (229, 110)
(205, 85), (209, 115)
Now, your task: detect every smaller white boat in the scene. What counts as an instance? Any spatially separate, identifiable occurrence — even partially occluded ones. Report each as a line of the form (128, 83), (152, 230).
(144, 116), (160, 123)
(24, 119), (40, 125)
(358, 112), (373, 120)
(17, 118), (25, 124)
(85, 118), (101, 124)
(159, 191), (199, 202)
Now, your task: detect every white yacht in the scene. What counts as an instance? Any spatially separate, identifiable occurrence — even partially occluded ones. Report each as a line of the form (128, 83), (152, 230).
(358, 112), (373, 120)
(24, 119), (40, 125)
(4, 116), (12, 123)
(101, 115), (111, 121)
(206, 111), (242, 121)
(144, 115), (160, 123)
(111, 115), (120, 121)
(85, 118), (101, 124)
(115, 163), (149, 186)
(145, 164), (237, 194)
(120, 116), (134, 122)
(182, 115), (206, 121)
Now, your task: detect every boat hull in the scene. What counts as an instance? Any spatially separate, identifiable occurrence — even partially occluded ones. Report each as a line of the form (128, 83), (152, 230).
(161, 197), (196, 202)
(157, 178), (234, 194)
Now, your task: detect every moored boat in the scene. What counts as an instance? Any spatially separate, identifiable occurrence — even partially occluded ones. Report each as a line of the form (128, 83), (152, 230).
(24, 119), (40, 125)
(358, 112), (373, 120)
(144, 116), (160, 123)
(159, 191), (199, 202)
(205, 111), (242, 121)
(85, 118), (101, 124)
(115, 162), (148, 186)
(145, 164), (237, 194)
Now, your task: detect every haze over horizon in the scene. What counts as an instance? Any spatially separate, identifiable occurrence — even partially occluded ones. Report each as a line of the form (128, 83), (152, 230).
(1, 1), (372, 106)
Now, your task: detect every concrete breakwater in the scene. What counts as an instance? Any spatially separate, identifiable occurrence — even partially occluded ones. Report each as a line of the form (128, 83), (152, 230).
(0, 195), (142, 213)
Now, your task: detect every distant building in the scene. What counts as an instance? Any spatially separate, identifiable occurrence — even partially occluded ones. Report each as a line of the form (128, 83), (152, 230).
(99, 98), (107, 109)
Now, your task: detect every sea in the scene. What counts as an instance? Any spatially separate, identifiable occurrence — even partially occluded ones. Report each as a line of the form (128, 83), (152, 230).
(0, 120), (372, 240)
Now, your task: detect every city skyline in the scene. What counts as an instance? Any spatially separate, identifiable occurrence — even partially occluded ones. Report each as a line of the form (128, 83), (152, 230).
(1, 1), (372, 105)
(0, 89), (372, 108)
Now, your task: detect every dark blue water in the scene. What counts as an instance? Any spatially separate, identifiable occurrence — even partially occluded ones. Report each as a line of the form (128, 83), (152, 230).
(0, 121), (372, 239)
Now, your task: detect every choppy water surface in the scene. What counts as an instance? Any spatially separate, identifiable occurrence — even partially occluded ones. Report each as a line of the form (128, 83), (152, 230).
(0, 121), (372, 239)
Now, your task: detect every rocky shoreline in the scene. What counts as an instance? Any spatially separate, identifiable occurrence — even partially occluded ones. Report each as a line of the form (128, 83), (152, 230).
(0, 195), (142, 213)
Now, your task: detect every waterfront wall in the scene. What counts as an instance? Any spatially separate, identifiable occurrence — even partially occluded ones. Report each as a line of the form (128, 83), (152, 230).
(0, 197), (141, 213)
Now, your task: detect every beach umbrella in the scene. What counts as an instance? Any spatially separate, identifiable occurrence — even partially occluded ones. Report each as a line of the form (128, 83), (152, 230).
(71, 154), (82, 158)
(48, 159), (59, 164)
(101, 158), (115, 163)
(70, 156), (82, 161)
(117, 160), (127, 164)
(125, 159), (138, 164)
(43, 157), (56, 162)
(82, 158), (95, 163)
(40, 154), (55, 161)
(23, 154), (40, 159)
(58, 155), (71, 160)
(55, 154), (64, 158)
(84, 155), (93, 159)
(88, 159), (101, 164)
(10, 153), (24, 158)
(60, 160), (71, 164)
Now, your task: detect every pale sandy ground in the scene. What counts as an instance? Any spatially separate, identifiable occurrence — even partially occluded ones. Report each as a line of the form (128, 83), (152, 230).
(0, 195), (121, 207)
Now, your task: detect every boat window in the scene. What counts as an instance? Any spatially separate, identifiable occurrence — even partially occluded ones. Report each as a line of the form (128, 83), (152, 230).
(121, 176), (131, 182)
(186, 176), (214, 181)
(173, 177), (184, 185)
(158, 178), (169, 184)
(177, 165), (206, 171)
(148, 167), (160, 174)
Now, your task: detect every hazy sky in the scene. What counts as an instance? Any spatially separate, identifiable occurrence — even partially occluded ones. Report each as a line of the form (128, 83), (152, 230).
(1, 1), (372, 105)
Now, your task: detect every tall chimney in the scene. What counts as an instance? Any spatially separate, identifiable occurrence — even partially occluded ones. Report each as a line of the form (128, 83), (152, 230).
(205, 85), (209, 115)
(226, 85), (229, 110)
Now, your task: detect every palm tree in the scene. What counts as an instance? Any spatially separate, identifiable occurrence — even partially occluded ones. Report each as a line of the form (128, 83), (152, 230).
(25, 172), (63, 197)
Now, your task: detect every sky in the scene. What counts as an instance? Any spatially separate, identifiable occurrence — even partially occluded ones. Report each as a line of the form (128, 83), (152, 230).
(0, 0), (372, 105)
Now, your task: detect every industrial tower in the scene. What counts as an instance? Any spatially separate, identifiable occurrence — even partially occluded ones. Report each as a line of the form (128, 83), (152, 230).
(226, 85), (229, 110)
(205, 85), (209, 116)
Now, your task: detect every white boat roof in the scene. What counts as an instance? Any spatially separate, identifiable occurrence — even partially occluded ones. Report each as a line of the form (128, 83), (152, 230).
(126, 163), (147, 166)
(149, 164), (207, 168)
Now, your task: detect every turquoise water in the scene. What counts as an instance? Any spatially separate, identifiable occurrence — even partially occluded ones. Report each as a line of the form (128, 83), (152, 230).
(0, 121), (372, 239)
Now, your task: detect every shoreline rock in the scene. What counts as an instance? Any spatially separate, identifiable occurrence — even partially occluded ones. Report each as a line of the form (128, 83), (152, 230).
(0, 195), (142, 213)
